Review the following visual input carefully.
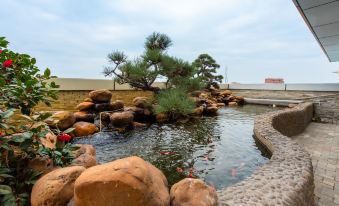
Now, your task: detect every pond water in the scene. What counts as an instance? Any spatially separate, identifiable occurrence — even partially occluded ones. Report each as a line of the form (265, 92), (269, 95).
(73, 105), (277, 189)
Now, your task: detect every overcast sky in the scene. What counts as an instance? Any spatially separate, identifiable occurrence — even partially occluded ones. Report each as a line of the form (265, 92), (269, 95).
(1, 0), (339, 83)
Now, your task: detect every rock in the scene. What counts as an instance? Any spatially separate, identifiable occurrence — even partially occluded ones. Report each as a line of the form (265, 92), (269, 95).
(194, 106), (204, 115)
(95, 103), (113, 112)
(73, 122), (98, 137)
(72, 144), (96, 168)
(216, 103), (225, 108)
(31, 166), (86, 206)
(210, 89), (221, 96)
(235, 96), (245, 105)
(83, 98), (93, 102)
(205, 105), (218, 115)
(40, 132), (57, 149)
(111, 100), (124, 110)
(100, 112), (111, 121)
(199, 93), (209, 99)
(28, 156), (54, 175)
(89, 89), (112, 103)
(110, 111), (134, 127)
(76, 102), (95, 111)
(125, 106), (152, 122)
(74, 156), (170, 206)
(228, 102), (238, 107)
(48, 111), (76, 131)
(288, 103), (298, 108)
(221, 90), (232, 96)
(74, 111), (95, 122)
(132, 122), (147, 128)
(156, 113), (169, 123)
(133, 97), (149, 108)
(170, 178), (218, 206)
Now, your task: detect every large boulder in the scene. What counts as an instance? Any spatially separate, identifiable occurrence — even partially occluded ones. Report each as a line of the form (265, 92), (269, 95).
(72, 144), (96, 168)
(170, 178), (218, 206)
(89, 89), (112, 103)
(133, 97), (149, 108)
(48, 111), (76, 130)
(95, 100), (124, 112)
(76, 102), (95, 111)
(73, 122), (98, 137)
(125, 106), (152, 122)
(204, 105), (218, 115)
(156, 113), (169, 123)
(74, 156), (170, 206)
(74, 111), (95, 122)
(31, 166), (86, 206)
(110, 111), (134, 127)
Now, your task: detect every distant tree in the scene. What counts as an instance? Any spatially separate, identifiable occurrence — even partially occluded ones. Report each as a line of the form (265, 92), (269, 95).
(103, 32), (196, 93)
(192, 54), (223, 89)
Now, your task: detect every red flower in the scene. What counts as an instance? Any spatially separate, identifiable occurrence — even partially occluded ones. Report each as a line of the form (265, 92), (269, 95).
(0, 50), (2, 54)
(57, 133), (72, 142)
(3, 59), (13, 68)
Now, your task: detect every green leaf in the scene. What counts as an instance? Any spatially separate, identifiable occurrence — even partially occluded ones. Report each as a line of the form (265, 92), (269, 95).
(0, 185), (12, 195)
(63, 128), (75, 134)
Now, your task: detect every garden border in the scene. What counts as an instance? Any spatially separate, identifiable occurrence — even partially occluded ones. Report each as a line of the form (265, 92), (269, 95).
(217, 102), (314, 205)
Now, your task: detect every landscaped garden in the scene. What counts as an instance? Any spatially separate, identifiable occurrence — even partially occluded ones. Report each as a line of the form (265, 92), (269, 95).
(1, 33), (315, 206)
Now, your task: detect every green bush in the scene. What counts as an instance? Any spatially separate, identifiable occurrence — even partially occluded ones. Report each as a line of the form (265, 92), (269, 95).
(155, 89), (195, 118)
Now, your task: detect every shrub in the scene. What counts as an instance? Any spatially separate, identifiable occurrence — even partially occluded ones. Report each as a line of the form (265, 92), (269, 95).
(0, 37), (59, 115)
(155, 89), (195, 119)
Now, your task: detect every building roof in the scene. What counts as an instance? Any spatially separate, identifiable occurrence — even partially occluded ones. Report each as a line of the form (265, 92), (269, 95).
(293, 0), (339, 62)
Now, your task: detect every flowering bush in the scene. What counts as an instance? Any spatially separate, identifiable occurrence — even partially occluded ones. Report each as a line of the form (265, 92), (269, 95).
(0, 37), (59, 115)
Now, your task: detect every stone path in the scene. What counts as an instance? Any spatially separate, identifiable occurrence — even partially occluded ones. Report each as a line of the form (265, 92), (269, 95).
(293, 123), (339, 206)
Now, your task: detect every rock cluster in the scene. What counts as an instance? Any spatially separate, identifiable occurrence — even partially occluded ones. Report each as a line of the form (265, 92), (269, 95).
(31, 156), (218, 206)
(192, 89), (245, 115)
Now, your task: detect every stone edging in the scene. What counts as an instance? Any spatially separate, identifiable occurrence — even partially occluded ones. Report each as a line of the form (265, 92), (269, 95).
(217, 102), (315, 205)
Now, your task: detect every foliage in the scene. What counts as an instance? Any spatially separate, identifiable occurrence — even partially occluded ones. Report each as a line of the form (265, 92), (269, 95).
(103, 32), (196, 92)
(192, 54), (223, 89)
(155, 88), (195, 119)
(0, 37), (59, 115)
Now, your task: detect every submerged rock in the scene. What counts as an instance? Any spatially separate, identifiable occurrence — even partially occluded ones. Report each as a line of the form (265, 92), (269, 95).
(31, 166), (86, 206)
(110, 111), (134, 127)
(170, 178), (218, 206)
(89, 89), (112, 103)
(73, 122), (98, 137)
(74, 156), (170, 206)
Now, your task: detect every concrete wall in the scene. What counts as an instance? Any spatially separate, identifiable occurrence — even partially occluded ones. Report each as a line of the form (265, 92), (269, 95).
(218, 103), (315, 205)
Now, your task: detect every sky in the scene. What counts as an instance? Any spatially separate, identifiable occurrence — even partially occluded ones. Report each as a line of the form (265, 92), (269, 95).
(1, 0), (339, 83)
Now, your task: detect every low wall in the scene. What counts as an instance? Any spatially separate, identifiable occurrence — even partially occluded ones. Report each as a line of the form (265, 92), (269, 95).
(218, 102), (314, 205)
(35, 90), (153, 112)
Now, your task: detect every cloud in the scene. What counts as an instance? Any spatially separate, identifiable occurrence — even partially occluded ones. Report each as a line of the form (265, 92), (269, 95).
(0, 0), (338, 82)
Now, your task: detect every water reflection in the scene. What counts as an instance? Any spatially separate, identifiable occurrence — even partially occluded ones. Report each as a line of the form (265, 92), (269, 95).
(73, 105), (277, 189)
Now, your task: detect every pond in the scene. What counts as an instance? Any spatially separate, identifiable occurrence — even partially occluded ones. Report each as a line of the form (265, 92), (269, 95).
(73, 105), (277, 189)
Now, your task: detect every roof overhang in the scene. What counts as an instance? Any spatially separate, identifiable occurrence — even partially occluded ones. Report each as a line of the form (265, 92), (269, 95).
(293, 0), (339, 62)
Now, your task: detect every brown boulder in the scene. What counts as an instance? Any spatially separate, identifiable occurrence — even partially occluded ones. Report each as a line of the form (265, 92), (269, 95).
(194, 106), (204, 116)
(234, 96), (245, 105)
(74, 111), (95, 122)
(76, 102), (95, 111)
(132, 122), (147, 128)
(156, 113), (169, 123)
(83, 98), (93, 102)
(205, 105), (218, 114)
(40, 132), (57, 149)
(48, 111), (76, 130)
(228, 102), (238, 107)
(89, 89), (112, 102)
(133, 97), (149, 108)
(221, 90), (232, 96)
(72, 144), (96, 168)
(31, 166), (86, 206)
(73, 122), (98, 137)
(28, 156), (54, 175)
(111, 100), (124, 111)
(110, 111), (134, 127)
(170, 178), (218, 206)
(74, 156), (170, 206)
(216, 103), (225, 108)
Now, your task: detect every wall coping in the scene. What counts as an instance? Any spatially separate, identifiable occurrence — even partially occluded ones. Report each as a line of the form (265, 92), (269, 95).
(217, 103), (315, 205)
